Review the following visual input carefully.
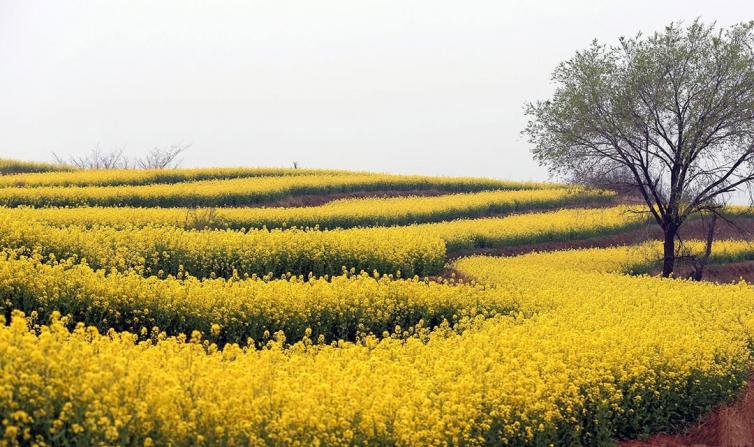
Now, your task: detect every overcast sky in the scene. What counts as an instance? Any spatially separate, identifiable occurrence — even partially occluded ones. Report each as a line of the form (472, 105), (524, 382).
(1, 1), (752, 181)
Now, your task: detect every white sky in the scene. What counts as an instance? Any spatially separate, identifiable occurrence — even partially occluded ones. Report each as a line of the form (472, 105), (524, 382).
(1, 0), (753, 181)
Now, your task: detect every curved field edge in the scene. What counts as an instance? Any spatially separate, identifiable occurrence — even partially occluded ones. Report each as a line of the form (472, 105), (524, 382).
(453, 241), (754, 444)
(0, 252), (518, 347)
(0, 205), (647, 279)
(0, 167), (352, 188)
(2, 165), (753, 445)
(0, 174), (556, 207)
(0, 187), (613, 231)
(2, 242), (754, 445)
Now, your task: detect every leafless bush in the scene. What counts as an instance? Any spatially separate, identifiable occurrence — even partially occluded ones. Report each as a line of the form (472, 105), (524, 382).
(52, 143), (190, 170)
(53, 146), (129, 169)
(136, 143), (190, 169)
(184, 207), (222, 230)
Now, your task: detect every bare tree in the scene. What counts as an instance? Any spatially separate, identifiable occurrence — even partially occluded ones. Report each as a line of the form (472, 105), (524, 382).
(53, 145), (129, 169)
(53, 143), (189, 170)
(524, 20), (754, 278)
(135, 143), (190, 169)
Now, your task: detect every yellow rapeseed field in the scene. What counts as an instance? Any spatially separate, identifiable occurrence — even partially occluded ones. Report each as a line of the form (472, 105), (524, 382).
(3, 241), (754, 445)
(0, 158), (71, 175)
(0, 187), (612, 230)
(0, 205), (644, 278)
(2, 166), (754, 446)
(399, 204), (649, 251)
(0, 167), (347, 188)
(0, 251), (517, 346)
(0, 216), (446, 278)
(0, 173), (553, 207)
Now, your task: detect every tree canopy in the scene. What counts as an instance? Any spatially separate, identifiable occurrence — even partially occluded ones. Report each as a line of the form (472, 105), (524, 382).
(524, 20), (754, 276)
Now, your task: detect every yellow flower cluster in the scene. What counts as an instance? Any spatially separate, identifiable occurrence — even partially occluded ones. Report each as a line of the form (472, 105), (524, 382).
(447, 242), (754, 443)
(0, 167), (346, 188)
(3, 237), (754, 445)
(0, 216), (446, 278)
(400, 204), (648, 251)
(0, 252), (515, 346)
(0, 206), (645, 279)
(462, 239), (754, 278)
(0, 173), (552, 207)
(0, 158), (71, 176)
(2, 166), (754, 445)
(0, 188), (612, 230)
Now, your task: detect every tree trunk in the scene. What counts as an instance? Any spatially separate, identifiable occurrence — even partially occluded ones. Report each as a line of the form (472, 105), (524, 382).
(690, 214), (717, 281)
(661, 224), (677, 277)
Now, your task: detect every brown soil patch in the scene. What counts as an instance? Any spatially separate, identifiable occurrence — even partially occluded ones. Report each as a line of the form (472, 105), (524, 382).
(252, 188), (628, 209)
(661, 260), (754, 284)
(261, 189), (450, 207)
(619, 378), (754, 447)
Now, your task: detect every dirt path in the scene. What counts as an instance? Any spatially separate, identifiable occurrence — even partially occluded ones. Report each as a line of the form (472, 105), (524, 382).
(262, 189), (449, 207)
(246, 188), (625, 209)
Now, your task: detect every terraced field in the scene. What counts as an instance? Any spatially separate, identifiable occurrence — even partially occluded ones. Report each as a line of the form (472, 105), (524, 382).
(1, 165), (753, 446)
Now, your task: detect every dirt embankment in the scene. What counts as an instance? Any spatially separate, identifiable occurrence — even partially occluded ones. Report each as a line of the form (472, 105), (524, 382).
(619, 378), (754, 447)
